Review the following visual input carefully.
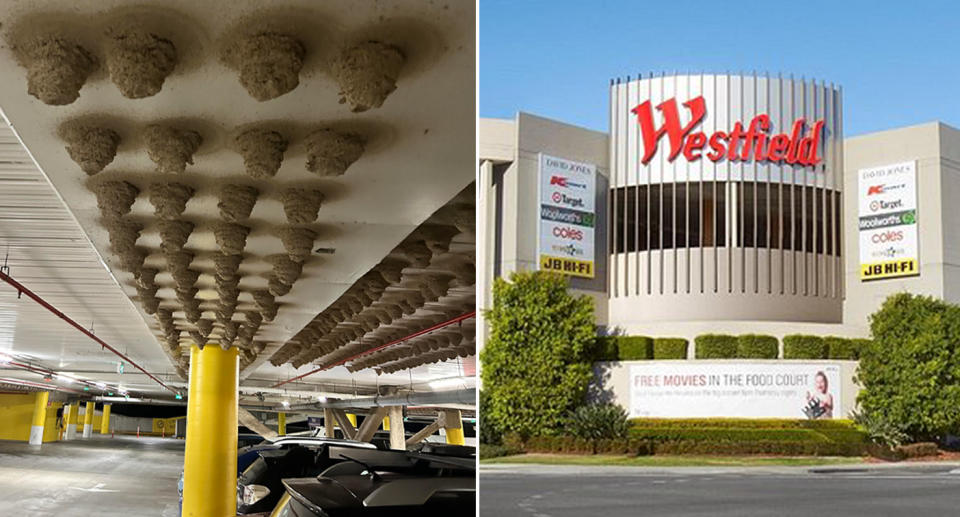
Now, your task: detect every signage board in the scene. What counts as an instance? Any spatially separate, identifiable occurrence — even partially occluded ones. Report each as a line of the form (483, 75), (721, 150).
(629, 362), (842, 419)
(538, 154), (596, 278)
(858, 161), (918, 281)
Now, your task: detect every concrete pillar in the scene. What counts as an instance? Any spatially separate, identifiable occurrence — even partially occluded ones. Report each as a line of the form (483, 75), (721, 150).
(100, 404), (111, 434)
(29, 391), (49, 446)
(182, 345), (238, 517)
(82, 401), (95, 438)
(323, 408), (335, 438)
(65, 402), (79, 440)
(277, 412), (286, 436)
(443, 409), (464, 445)
(387, 406), (405, 450)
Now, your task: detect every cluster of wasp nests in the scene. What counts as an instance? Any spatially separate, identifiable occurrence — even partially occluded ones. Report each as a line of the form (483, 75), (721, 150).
(269, 186), (475, 375)
(8, 7), (417, 379)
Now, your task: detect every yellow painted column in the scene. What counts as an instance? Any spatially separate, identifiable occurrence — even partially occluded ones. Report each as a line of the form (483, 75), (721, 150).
(182, 345), (238, 517)
(278, 412), (286, 436)
(382, 416), (390, 430)
(29, 391), (49, 446)
(443, 409), (465, 445)
(100, 404), (111, 435)
(82, 401), (95, 438)
(346, 413), (357, 427)
(66, 402), (80, 440)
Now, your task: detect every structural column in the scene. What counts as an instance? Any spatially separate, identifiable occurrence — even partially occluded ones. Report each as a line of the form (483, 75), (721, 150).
(182, 345), (238, 517)
(323, 408), (335, 438)
(29, 391), (49, 446)
(346, 413), (357, 427)
(65, 401), (79, 440)
(443, 409), (464, 445)
(100, 404), (111, 435)
(277, 412), (286, 436)
(82, 401), (95, 438)
(387, 406), (405, 450)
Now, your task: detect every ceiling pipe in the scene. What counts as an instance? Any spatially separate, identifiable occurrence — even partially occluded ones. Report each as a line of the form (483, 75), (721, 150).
(285, 387), (475, 411)
(273, 311), (476, 388)
(0, 270), (177, 394)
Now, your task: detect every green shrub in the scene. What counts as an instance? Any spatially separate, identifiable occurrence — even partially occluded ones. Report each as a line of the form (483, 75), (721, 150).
(782, 334), (827, 359)
(859, 293), (960, 443)
(481, 271), (596, 438)
(825, 336), (867, 360)
(694, 334), (738, 359)
(565, 403), (630, 440)
(616, 336), (653, 360)
(479, 444), (521, 459)
(479, 390), (501, 445)
(591, 336), (619, 362)
(736, 334), (779, 359)
(653, 338), (689, 359)
(651, 440), (867, 457)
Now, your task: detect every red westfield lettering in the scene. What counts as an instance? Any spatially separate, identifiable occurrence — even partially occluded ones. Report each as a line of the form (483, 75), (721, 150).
(631, 95), (824, 167)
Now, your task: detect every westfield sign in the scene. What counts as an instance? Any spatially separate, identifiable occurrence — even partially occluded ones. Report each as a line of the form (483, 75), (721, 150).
(631, 96), (825, 167)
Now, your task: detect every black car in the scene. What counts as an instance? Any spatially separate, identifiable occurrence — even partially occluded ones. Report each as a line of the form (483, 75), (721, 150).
(238, 440), (380, 515)
(269, 447), (475, 516)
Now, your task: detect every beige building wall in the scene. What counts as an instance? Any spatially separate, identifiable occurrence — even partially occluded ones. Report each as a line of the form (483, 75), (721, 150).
(842, 122), (960, 333)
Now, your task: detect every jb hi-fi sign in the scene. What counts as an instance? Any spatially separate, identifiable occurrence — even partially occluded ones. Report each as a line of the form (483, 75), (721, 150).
(632, 96), (825, 166)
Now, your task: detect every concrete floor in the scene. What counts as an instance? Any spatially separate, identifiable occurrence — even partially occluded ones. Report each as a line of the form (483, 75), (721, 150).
(481, 463), (960, 517)
(0, 435), (184, 517)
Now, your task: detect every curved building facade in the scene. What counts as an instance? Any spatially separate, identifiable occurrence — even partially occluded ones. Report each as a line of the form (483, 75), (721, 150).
(608, 74), (843, 324)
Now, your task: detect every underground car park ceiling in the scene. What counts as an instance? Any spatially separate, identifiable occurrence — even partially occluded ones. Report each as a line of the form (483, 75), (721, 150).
(0, 0), (475, 397)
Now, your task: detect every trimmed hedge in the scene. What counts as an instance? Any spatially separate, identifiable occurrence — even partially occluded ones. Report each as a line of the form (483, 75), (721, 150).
(825, 336), (868, 360)
(782, 334), (827, 359)
(694, 334), (738, 359)
(653, 337), (689, 359)
(479, 444), (522, 459)
(617, 336), (654, 360)
(592, 336), (619, 362)
(737, 334), (779, 359)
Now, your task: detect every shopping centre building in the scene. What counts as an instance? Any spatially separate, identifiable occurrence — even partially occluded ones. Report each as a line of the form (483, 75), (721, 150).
(479, 73), (960, 418)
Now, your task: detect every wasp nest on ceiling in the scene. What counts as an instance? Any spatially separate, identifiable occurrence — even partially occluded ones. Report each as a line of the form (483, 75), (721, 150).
(253, 289), (278, 322)
(330, 41), (404, 112)
(214, 222), (251, 255)
(267, 254), (303, 297)
(15, 36), (97, 105)
(60, 125), (120, 175)
(218, 184), (259, 222)
(105, 26), (177, 99)
(158, 219), (194, 253)
(278, 226), (316, 262)
(104, 218), (142, 256)
(228, 32), (305, 101)
(163, 249), (193, 273)
(148, 182), (194, 219)
(144, 124), (202, 174)
(93, 180), (139, 219)
(235, 129), (288, 179)
(395, 239), (432, 268)
(304, 129), (365, 176)
(280, 187), (324, 224)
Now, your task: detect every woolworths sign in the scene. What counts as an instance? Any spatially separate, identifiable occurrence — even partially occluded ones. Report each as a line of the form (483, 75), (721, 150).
(858, 161), (918, 281)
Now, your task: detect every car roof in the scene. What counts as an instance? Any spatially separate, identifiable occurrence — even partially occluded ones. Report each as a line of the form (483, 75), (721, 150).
(267, 436), (377, 449)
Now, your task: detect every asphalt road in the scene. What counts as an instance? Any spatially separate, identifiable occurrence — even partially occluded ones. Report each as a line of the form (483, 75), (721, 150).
(480, 463), (960, 517)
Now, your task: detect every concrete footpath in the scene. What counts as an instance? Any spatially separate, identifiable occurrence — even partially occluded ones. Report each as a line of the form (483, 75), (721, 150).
(480, 461), (960, 517)
(0, 436), (184, 517)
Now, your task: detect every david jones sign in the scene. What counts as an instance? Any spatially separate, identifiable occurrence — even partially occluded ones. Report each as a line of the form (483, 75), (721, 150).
(632, 95), (826, 167)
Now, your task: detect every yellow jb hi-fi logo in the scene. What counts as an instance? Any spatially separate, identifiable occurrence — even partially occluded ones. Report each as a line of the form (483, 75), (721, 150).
(861, 258), (919, 281)
(540, 255), (594, 278)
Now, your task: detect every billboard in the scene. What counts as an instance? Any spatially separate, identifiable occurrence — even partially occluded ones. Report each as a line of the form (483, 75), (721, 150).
(858, 161), (918, 281)
(629, 362), (842, 419)
(538, 154), (596, 278)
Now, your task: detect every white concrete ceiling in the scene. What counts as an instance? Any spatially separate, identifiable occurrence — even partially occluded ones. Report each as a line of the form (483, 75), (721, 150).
(0, 0), (476, 399)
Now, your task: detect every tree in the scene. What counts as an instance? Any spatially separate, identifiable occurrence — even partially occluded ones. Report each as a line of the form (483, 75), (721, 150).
(857, 293), (960, 443)
(480, 271), (596, 438)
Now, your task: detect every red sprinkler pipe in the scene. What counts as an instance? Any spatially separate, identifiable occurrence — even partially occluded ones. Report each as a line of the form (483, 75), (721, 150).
(273, 311), (476, 388)
(0, 270), (177, 394)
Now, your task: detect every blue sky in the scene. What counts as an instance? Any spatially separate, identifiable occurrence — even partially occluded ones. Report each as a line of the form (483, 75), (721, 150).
(480, 0), (960, 136)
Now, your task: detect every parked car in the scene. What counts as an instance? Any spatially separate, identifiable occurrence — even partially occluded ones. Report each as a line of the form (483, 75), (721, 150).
(237, 439), (379, 515)
(265, 447), (475, 516)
